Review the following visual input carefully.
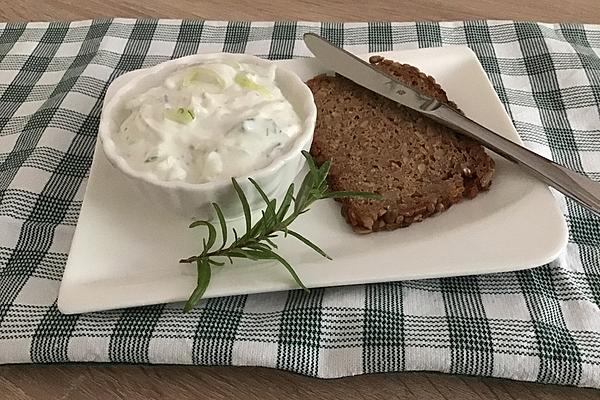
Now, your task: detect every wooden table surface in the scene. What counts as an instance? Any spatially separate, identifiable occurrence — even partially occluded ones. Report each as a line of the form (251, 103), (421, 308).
(1, 1), (600, 399)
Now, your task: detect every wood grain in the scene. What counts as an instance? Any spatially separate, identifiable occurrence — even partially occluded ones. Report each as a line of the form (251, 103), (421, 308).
(1, 0), (600, 22)
(1, 365), (600, 400)
(1, 1), (600, 399)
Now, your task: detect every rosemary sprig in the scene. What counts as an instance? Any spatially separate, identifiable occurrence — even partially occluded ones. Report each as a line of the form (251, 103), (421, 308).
(180, 151), (382, 312)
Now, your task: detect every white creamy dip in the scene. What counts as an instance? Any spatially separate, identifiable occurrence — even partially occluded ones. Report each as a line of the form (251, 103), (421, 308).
(114, 61), (302, 183)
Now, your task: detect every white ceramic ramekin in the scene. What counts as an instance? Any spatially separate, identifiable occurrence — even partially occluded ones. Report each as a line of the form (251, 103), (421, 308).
(99, 53), (317, 221)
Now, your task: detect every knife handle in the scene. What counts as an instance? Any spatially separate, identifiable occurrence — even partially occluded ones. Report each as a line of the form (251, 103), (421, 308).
(427, 104), (600, 215)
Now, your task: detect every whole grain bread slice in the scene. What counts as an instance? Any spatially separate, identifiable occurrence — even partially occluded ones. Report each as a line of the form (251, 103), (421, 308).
(307, 55), (495, 233)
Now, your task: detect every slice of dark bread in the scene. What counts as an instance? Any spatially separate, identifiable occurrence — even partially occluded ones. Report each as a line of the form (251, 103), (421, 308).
(307, 55), (495, 233)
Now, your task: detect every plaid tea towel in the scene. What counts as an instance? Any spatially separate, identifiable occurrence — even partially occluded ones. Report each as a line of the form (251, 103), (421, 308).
(0, 19), (600, 388)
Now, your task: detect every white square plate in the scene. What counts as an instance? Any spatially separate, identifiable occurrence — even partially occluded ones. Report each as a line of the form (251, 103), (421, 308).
(58, 47), (568, 314)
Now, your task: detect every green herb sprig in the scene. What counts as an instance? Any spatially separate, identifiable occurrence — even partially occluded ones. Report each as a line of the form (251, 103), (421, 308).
(179, 151), (382, 312)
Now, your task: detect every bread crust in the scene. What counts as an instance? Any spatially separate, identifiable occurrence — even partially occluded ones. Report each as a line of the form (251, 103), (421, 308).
(307, 56), (495, 233)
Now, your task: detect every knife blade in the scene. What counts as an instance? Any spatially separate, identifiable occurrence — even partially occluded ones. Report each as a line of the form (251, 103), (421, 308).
(303, 32), (600, 215)
(303, 33), (442, 113)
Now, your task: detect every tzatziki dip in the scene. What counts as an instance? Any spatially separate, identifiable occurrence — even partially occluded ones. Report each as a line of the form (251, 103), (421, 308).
(114, 61), (302, 183)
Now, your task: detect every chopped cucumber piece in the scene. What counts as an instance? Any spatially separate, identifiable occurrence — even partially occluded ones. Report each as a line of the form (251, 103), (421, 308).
(234, 72), (270, 96)
(182, 67), (226, 88)
(165, 107), (195, 124)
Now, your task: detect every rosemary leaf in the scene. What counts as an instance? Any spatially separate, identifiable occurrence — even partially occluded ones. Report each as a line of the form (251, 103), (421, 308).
(231, 178), (251, 235)
(245, 242), (273, 252)
(248, 177), (271, 205)
(261, 249), (308, 291)
(293, 168), (314, 212)
(276, 183), (294, 220)
(183, 259), (211, 312)
(315, 159), (331, 189)
(212, 203), (228, 250)
(264, 237), (278, 249)
(287, 230), (332, 260)
(189, 220), (217, 255)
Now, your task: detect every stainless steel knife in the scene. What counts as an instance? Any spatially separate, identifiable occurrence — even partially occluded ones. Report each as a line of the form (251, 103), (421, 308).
(303, 32), (600, 215)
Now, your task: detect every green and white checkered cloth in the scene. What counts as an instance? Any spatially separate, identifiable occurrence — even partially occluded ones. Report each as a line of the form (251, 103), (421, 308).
(0, 19), (599, 387)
